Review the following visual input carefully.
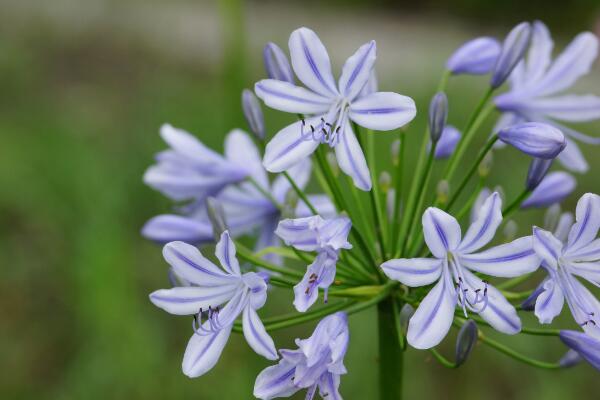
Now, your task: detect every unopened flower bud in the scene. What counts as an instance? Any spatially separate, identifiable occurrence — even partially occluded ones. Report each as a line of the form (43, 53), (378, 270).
(478, 152), (493, 177)
(391, 139), (401, 166)
(490, 22), (532, 88)
(242, 89), (265, 140)
(455, 320), (478, 367)
(429, 92), (448, 143)
(498, 122), (566, 159)
(326, 151), (339, 177)
(399, 304), (415, 336)
(446, 37), (501, 75)
(559, 349), (583, 368)
(379, 171), (392, 193)
(206, 196), (228, 240)
(283, 189), (299, 218)
(525, 158), (553, 191)
(503, 220), (518, 241)
(436, 180), (450, 205)
(434, 126), (461, 159)
(263, 42), (294, 83)
(522, 171), (576, 208)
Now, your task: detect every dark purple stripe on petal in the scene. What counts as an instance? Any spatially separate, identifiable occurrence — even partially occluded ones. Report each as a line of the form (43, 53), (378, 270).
(431, 214), (449, 250)
(486, 300), (521, 331)
(247, 308), (274, 356)
(340, 126), (369, 189)
(345, 42), (375, 96)
(151, 293), (224, 304)
(461, 249), (535, 264)
(174, 250), (225, 277)
(300, 35), (335, 95)
(462, 196), (498, 250)
(351, 107), (407, 115)
(572, 200), (592, 245)
(257, 84), (330, 106)
(415, 277), (448, 337)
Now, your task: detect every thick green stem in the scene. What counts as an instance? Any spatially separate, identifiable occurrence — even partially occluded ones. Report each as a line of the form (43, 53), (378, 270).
(378, 297), (404, 400)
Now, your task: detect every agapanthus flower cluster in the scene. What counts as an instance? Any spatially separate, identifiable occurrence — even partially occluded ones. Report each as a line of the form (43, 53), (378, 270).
(142, 22), (600, 399)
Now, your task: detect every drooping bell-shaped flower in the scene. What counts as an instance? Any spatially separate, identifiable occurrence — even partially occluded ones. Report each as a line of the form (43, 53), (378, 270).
(381, 192), (540, 349)
(446, 37), (501, 75)
(254, 312), (349, 400)
(149, 232), (278, 378)
(530, 193), (600, 338)
(494, 21), (600, 173)
(255, 27), (416, 191)
(276, 215), (352, 312)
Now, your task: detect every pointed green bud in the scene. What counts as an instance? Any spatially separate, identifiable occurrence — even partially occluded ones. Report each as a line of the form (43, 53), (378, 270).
(379, 171), (392, 193)
(478, 152), (493, 177)
(503, 220), (518, 241)
(391, 139), (401, 166)
(436, 180), (450, 205)
(399, 304), (415, 336)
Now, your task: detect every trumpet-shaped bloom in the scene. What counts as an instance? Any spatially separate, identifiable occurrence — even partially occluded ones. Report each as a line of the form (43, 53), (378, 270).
(276, 215), (352, 312)
(149, 232), (278, 378)
(255, 27), (416, 191)
(494, 21), (600, 173)
(381, 192), (540, 349)
(530, 193), (600, 338)
(254, 312), (349, 400)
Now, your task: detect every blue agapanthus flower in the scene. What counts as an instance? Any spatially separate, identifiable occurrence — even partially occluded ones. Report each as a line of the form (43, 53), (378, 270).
(494, 21), (600, 172)
(150, 231), (278, 378)
(255, 27), (416, 190)
(254, 312), (349, 400)
(531, 193), (600, 337)
(381, 192), (540, 348)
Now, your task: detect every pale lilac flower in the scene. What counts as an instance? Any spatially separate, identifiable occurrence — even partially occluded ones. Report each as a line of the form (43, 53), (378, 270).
(446, 37), (501, 75)
(149, 232), (277, 377)
(381, 192), (540, 349)
(494, 21), (600, 172)
(522, 171), (576, 208)
(254, 312), (349, 400)
(498, 122), (566, 159)
(559, 330), (600, 370)
(531, 193), (600, 338)
(144, 125), (260, 202)
(490, 22), (532, 88)
(255, 27), (416, 191)
(434, 125), (461, 159)
(276, 215), (352, 312)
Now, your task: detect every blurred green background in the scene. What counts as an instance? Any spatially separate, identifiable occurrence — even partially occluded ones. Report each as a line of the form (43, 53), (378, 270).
(1, 0), (600, 399)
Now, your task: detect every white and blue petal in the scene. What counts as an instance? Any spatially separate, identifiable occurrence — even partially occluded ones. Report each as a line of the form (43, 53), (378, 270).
(559, 330), (600, 371)
(243, 305), (278, 360)
(225, 129), (268, 188)
(522, 171), (577, 208)
(255, 79), (333, 114)
(459, 192), (503, 254)
(334, 119), (372, 191)
(163, 241), (238, 286)
(422, 207), (462, 258)
(263, 117), (321, 173)
(535, 278), (565, 323)
(149, 285), (238, 315)
(181, 323), (233, 378)
(381, 258), (442, 287)
(532, 227), (563, 269)
(565, 193), (600, 254)
(276, 216), (322, 252)
(253, 361), (299, 400)
(349, 92), (416, 131)
(407, 268), (457, 349)
(215, 231), (241, 276)
(338, 40), (377, 101)
(288, 27), (338, 98)
(318, 373), (343, 400)
(523, 95), (600, 122)
(459, 236), (540, 277)
(557, 138), (589, 173)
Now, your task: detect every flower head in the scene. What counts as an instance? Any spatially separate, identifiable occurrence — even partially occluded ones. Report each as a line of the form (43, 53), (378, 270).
(255, 27), (416, 190)
(494, 21), (600, 172)
(149, 232), (277, 377)
(276, 215), (352, 311)
(531, 193), (600, 337)
(254, 312), (349, 400)
(381, 192), (540, 348)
